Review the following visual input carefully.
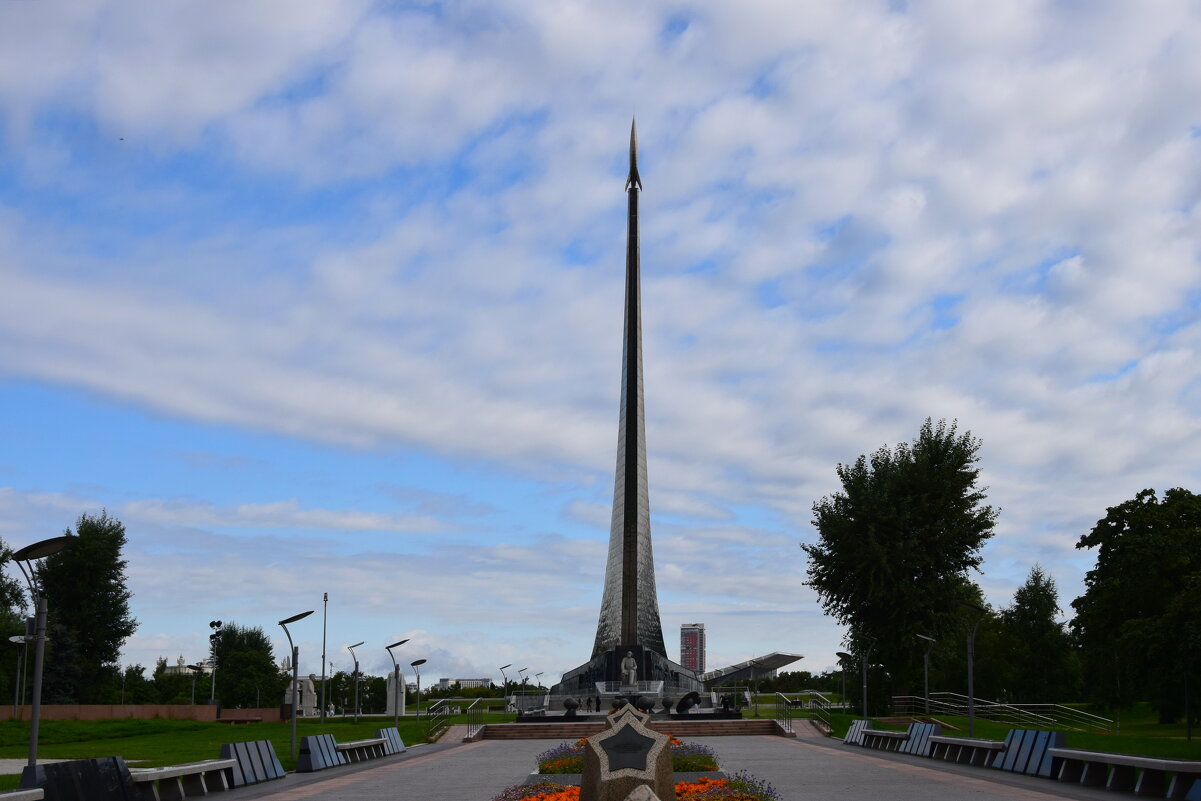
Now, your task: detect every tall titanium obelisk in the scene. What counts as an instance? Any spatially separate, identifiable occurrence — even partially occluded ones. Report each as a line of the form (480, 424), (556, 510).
(591, 119), (667, 659)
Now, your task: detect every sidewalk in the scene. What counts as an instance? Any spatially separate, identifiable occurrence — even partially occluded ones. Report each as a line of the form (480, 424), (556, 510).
(228, 730), (1125, 801)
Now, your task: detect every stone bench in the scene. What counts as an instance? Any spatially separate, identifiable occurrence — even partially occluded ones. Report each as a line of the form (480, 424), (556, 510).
(218, 739), (285, 786)
(992, 729), (1064, 777)
(861, 729), (909, 752)
(1, 791), (43, 800)
(929, 735), (1006, 766)
(376, 727), (408, 755)
(335, 737), (387, 763)
(1047, 747), (1201, 798)
(843, 719), (871, 746)
(128, 758), (237, 801)
(298, 733), (348, 772)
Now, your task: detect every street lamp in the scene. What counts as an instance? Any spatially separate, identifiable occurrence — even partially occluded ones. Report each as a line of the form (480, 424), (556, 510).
(386, 639), (410, 729)
(534, 672), (544, 690)
(518, 667), (529, 712)
(186, 664), (202, 705)
(320, 592), (329, 724)
(916, 634), (936, 715)
(9, 634), (28, 719)
(208, 620), (223, 703)
(347, 641), (365, 723)
(836, 652), (852, 710)
(959, 601), (987, 737)
(13, 534), (75, 778)
(278, 609), (314, 761)
(411, 659), (426, 719)
(860, 640), (874, 719)
(499, 664), (512, 701)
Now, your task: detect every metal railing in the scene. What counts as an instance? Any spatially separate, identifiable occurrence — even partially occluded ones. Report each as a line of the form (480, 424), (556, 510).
(594, 681), (666, 695)
(466, 698), (485, 739)
(773, 692), (793, 733)
(891, 693), (1114, 733)
(425, 704), (450, 741)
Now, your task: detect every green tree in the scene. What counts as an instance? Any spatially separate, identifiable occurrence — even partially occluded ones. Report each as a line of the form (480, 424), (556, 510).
(0, 539), (28, 710)
(38, 511), (138, 703)
(998, 566), (1080, 703)
(803, 419), (998, 701)
(213, 623), (286, 709)
(1071, 488), (1201, 724)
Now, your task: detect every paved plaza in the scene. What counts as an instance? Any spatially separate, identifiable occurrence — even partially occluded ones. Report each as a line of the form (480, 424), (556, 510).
(222, 727), (1123, 801)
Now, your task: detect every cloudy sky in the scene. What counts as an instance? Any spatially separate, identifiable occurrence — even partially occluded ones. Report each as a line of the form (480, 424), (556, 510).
(2, 1), (1200, 689)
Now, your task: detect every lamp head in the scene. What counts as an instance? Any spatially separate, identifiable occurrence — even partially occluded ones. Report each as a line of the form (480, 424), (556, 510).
(13, 535), (75, 562)
(386, 639), (409, 650)
(278, 610), (314, 626)
(499, 663), (512, 670)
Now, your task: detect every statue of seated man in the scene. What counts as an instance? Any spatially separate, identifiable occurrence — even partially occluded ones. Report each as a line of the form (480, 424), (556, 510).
(621, 651), (638, 686)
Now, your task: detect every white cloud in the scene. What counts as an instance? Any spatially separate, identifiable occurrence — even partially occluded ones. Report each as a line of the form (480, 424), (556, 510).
(1, 0), (1201, 682)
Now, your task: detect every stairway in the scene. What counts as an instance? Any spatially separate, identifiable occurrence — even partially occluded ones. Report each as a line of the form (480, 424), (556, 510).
(481, 719), (784, 740)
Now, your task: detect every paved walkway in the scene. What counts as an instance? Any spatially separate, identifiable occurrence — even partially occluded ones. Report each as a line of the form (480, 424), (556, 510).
(229, 727), (1124, 801)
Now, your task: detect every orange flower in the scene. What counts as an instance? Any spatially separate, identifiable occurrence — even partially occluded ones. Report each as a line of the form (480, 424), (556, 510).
(675, 776), (730, 800)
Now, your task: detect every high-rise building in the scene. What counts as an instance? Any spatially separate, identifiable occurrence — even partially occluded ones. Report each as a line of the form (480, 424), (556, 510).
(680, 623), (706, 672)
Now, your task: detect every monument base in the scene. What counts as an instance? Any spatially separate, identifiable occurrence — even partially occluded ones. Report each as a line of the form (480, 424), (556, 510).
(550, 645), (702, 699)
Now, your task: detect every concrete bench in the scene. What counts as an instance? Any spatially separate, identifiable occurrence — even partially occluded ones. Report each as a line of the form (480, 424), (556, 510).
(298, 733), (348, 772)
(376, 727), (408, 755)
(993, 729), (1064, 777)
(219, 739), (285, 786)
(335, 737), (387, 763)
(861, 729), (909, 752)
(843, 719), (871, 746)
(128, 758), (237, 800)
(0, 791), (43, 800)
(929, 735), (1006, 766)
(1047, 748), (1201, 798)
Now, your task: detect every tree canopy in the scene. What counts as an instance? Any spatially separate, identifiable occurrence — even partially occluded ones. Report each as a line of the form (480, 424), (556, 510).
(1071, 488), (1201, 724)
(997, 565), (1079, 703)
(803, 418), (997, 699)
(38, 511), (137, 703)
(213, 622), (287, 709)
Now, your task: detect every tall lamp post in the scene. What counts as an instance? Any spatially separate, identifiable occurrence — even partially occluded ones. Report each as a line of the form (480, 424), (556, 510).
(517, 667), (528, 713)
(959, 601), (987, 737)
(346, 641), (365, 723)
(916, 634), (936, 715)
(411, 659), (426, 719)
(278, 610), (314, 761)
(186, 664), (203, 705)
(208, 620), (223, 704)
(13, 534), (75, 779)
(836, 652), (852, 709)
(320, 592), (328, 724)
(386, 639), (410, 729)
(10, 634), (29, 718)
(499, 664), (512, 705)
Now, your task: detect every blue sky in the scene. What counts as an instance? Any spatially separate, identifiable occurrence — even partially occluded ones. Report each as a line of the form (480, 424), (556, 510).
(2, 0), (1201, 687)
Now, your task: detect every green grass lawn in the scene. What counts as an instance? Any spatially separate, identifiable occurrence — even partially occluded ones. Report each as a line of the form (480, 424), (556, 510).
(0, 714), (459, 790)
(807, 704), (1199, 761)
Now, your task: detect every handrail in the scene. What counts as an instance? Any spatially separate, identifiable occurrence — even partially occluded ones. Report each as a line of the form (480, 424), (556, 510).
(425, 704), (450, 741)
(466, 698), (485, 739)
(891, 693), (1114, 733)
(773, 692), (793, 734)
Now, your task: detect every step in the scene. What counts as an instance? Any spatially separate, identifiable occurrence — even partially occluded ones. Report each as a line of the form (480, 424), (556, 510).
(481, 719), (784, 740)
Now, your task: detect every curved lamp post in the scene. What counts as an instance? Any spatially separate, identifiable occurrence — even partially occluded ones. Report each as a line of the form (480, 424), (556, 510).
(517, 667), (528, 713)
(13, 534), (75, 779)
(916, 634), (936, 715)
(385, 639), (410, 729)
(498, 664), (512, 704)
(411, 659), (426, 719)
(278, 609), (314, 760)
(347, 641), (365, 723)
(959, 601), (987, 737)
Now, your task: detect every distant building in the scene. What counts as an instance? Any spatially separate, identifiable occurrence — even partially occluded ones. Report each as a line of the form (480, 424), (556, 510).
(436, 678), (493, 691)
(161, 655), (210, 676)
(680, 623), (706, 672)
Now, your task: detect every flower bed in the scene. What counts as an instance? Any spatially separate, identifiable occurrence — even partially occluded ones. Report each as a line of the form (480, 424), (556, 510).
(491, 772), (780, 801)
(535, 737), (719, 774)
